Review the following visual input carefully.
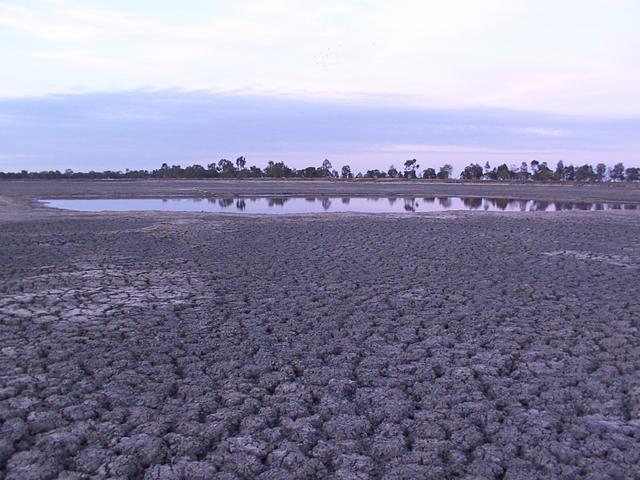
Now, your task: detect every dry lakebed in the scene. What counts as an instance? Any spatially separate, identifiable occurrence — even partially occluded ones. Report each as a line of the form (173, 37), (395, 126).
(1, 180), (640, 479)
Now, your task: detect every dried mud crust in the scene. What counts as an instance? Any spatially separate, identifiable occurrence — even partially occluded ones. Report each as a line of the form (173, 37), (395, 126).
(1, 213), (639, 479)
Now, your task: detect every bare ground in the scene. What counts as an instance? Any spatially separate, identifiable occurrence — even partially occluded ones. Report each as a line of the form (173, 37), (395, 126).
(1, 181), (639, 479)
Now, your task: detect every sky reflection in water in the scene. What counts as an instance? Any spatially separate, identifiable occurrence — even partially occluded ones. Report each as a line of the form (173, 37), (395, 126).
(43, 197), (638, 214)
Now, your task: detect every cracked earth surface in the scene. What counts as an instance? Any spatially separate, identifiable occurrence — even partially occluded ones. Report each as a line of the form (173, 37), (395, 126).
(1, 212), (640, 479)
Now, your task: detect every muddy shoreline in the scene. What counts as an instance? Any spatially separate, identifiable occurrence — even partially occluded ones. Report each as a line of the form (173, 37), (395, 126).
(3, 179), (640, 202)
(1, 181), (639, 479)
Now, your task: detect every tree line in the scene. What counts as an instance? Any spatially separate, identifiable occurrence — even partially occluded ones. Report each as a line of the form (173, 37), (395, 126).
(1, 157), (638, 182)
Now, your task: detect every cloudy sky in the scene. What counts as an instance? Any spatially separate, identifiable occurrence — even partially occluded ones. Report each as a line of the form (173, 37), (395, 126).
(1, 0), (639, 173)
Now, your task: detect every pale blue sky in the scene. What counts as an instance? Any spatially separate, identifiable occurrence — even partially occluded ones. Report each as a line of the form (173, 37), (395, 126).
(1, 1), (639, 172)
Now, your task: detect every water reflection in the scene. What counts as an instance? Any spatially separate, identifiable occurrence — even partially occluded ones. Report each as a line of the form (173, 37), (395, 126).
(218, 198), (234, 208)
(44, 197), (640, 214)
(462, 197), (482, 209)
(403, 198), (418, 212)
(438, 197), (451, 208)
(533, 201), (550, 211)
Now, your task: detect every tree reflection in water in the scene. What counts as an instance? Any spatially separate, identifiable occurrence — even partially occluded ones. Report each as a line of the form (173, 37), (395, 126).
(403, 198), (418, 212)
(268, 197), (288, 207)
(462, 197), (482, 209)
(438, 197), (451, 208)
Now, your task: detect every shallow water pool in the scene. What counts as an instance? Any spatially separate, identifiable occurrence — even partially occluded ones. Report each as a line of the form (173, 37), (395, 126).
(41, 197), (638, 214)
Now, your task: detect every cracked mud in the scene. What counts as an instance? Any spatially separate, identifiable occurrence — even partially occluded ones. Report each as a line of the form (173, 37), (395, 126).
(1, 211), (640, 479)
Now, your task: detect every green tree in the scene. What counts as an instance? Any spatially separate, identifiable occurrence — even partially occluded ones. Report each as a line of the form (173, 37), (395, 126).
(264, 161), (293, 177)
(483, 162), (491, 178)
(341, 165), (353, 179)
(555, 160), (565, 180)
(519, 162), (529, 181)
(460, 163), (483, 180)
(530, 160), (539, 176)
(436, 164), (452, 180)
(575, 164), (595, 182)
(218, 159), (237, 177)
(321, 159), (333, 176)
(403, 159), (419, 179)
(532, 162), (554, 181)
(365, 169), (385, 178)
(248, 166), (263, 177)
(610, 163), (625, 181)
(625, 167), (639, 181)
(422, 168), (437, 179)
(563, 164), (576, 182)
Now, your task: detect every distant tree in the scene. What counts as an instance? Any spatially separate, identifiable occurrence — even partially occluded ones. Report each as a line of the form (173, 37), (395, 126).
(365, 169), (386, 178)
(300, 166), (320, 178)
(575, 164), (595, 182)
(625, 167), (639, 181)
(460, 163), (483, 180)
(495, 164), (512, 181)
(530, 160), (540, 176)
(595, 163), (607, 181)
(519, 162), (529, 181)
(555, 160), (565, 181)
(341, 165), (353, 179)
(610, 163), (625, 181)
(206, 162), (219, 177)
(331, 169), (339, 178)
(532, 162), (554, 181)
(422, 168), (437, 179)
(218, 159), (237, 177)
(321, 159), (333, 176)
(264, 161), (293, 178)
(184, 164), (206, 178)
(436, 164), (452, 180)
(248, 165), (263, 178)
(235, 156), (247, 170)
(562, 164), (575, 182)
(387, 165), (399, 178)
(403, 159), (419, 179)
(483, 162), (491, 178)
(165, 164), (184, 178)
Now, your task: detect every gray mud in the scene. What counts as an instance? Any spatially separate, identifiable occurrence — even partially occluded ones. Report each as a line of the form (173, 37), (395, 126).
(1, 182), (640, 479)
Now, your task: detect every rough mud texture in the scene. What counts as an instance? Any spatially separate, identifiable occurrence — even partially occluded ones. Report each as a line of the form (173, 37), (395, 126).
(1, 209), (640, 479)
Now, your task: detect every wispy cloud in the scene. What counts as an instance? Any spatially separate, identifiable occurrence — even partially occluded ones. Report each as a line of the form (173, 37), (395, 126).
(1, 1), (639, 114)
(0, 91), (637, 172)
(518, 128), (566, 137)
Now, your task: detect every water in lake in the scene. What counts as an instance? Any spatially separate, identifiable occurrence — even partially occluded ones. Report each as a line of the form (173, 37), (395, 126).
(42, 197), (638, 214)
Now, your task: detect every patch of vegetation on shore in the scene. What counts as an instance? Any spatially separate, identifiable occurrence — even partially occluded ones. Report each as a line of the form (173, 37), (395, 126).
(2, 158), (639, 183)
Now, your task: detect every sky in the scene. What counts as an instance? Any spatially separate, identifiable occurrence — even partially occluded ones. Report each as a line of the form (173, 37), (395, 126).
(1, 0), (639, 173)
